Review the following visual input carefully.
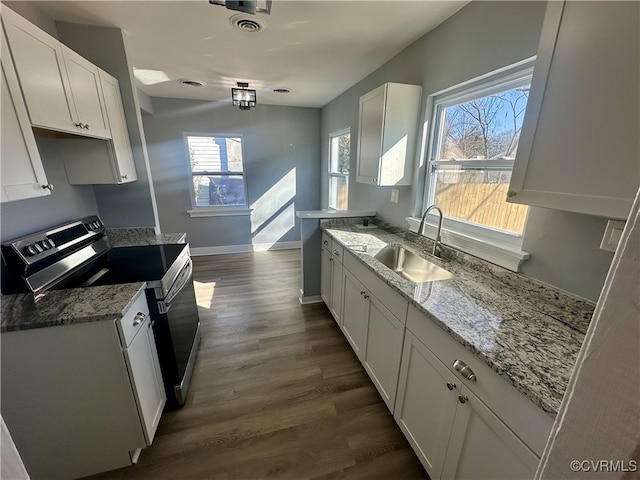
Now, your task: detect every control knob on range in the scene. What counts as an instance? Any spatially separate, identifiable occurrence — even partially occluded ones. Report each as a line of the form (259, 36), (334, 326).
(38, 239), (53, 250)
(24, 245), (39, 256)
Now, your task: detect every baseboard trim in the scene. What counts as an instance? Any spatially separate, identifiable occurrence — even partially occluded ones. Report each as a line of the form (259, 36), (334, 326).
(190, 241), (301, 256)
(299, 292), (323, 305)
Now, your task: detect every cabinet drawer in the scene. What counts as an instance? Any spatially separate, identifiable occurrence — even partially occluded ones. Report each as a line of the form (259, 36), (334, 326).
(344, 251), (408, 322)
(117, 291), (150, 347)
(406, 305), (553, 456)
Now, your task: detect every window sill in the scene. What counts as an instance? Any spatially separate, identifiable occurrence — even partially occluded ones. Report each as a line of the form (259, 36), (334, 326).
(188, 207), (252, 218)
(405, 217), (530, 272)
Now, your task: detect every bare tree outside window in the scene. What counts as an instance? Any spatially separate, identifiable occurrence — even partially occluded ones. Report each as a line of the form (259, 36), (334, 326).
(428, 72), (532, 236)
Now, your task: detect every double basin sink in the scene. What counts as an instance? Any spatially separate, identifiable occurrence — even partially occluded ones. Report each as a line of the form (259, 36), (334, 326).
(370, 245), (455, 283)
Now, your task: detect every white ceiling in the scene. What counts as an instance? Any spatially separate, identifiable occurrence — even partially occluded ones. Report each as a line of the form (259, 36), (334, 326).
(35, 0), (469, 108)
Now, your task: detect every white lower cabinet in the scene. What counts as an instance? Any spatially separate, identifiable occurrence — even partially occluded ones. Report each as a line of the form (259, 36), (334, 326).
(320, 233), (344, 325)
(0, 292), (165, 480)
(395, 330), (540, 480)
(362, 294), (405, 411)
(394, 330), (459, 477)
(341, 268), (369, 356)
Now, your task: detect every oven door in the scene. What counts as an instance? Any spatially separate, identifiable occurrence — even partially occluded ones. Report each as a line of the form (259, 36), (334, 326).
(151, 257), (201, 407)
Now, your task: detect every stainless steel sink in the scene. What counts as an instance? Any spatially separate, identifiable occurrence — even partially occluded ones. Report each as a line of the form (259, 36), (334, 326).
(373, 246), (455, 283)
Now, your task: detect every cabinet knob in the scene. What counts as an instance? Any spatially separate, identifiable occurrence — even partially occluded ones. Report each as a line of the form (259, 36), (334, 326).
(323, 240), (328, 246)
(121, 175), (128, 180)
(83, 123), (90, 130)
(133, 312), (146, 326)
(74, 122), (83, 128)
(507, 190), (517, 198)
(453, 359), (477, 381)
(41, 184), (54, 191)
(458, 394), (469, 404)
(363, 294), (370, 299)
(373, 178), (377, 184)
(333, 250), (340, 257)
(446, 382), (456, 391)
(360, 291), (366, 295)
(329, 257), (333, 262)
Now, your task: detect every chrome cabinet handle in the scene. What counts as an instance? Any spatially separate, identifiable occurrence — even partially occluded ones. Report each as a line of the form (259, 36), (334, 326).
(83, 123), (90, 130)
(74, 122), (83, 128)
(133, 312), (146, 326)
(323, 240), (329, 246)
(446, 382), (456, 391)
(458, 394), (469, 404)
(42, 184), (54, 191)
(453, 359), (477, 381)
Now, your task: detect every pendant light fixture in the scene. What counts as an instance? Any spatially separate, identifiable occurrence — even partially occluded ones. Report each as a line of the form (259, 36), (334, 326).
(231, 82), (257, 110)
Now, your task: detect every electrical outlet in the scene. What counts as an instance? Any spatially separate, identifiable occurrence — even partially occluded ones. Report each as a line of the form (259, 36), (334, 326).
(599, 219), (626, 252)
(390, 189), (399, 203)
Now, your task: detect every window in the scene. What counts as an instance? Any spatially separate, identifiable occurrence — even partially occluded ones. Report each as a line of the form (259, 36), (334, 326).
(423, 61), (534, 245)
(328, 128), (350, 210)
(186, 134), (247, 208)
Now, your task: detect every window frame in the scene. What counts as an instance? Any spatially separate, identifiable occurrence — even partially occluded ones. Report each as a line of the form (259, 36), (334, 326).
(328, 127), (351, 211)
(420, 58), (536, 251)
(184, 133), (251, 217)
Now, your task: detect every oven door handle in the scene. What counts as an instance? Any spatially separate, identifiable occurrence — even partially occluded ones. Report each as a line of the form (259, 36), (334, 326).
(163, 258), (193, 309)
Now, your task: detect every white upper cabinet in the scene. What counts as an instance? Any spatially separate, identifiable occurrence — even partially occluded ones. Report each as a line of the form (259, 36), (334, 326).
(509, 1), (639, 219)
(61, 45), (111, 139)
(1, 22), (51, 203)
(2, 6), (110, 139)
(356, 82), (422, 186)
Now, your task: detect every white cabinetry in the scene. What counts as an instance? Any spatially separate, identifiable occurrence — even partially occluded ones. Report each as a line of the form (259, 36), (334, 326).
(320, 232), (343, 324)
(356, 82), (422, 186)
(395, 305), (553, 479)
(509, 1), (639, 219)
(0, 23), (51, 203)
(2, 7), (110, 139)
(62, 71), (137, 184)
(341, 249), (408, 412)
(0, 292), (166, 479)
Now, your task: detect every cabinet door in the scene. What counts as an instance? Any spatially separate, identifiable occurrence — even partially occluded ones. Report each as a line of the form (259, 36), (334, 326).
(321, 247), (332, 307)
(1, 24), (50, 203)
(442, 386), (539, 480)
(394, 330), (458, 479)
(363, 295), (404, 412)
(509, 1), (639, 219)
(2, 7), (77, 133)
(341, 269), (369, 359)
(99, 70), (137, 182)
(62, 46), (110, 139)
(124, 317), (166, 445)
(356, 84), (385, 184)
(329, 257), (343, 324)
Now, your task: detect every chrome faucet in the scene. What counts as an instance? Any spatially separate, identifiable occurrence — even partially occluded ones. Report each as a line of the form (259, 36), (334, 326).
(418, 204), (444, 257)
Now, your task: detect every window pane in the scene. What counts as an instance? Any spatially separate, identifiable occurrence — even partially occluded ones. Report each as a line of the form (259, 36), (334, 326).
(329, 176), (348, 210)
(438, 86), (530, 161)
(187, 135), (244, 173)
(433, 167), (528, 235)
(193, 174), (246, 207)
(330, 133), (350, 174)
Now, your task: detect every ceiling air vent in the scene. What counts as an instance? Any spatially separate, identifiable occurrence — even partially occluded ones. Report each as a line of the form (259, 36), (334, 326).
(229, 13), (267, 33)
(179, 79), (205, 88)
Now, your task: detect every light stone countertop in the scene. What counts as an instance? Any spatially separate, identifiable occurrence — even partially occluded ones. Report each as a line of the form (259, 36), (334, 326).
(1, 283), (146, 333)
(106, 228), (186, 247)
(323, 224), (594, 417)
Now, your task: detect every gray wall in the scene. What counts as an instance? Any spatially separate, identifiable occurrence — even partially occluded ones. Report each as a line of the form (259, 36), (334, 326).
(320, 1), (614, 301)
(1, 3), (100, 242)
(142, 98), (321, 249)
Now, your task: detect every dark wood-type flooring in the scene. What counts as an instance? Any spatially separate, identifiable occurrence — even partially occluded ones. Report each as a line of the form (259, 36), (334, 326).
(89, 249), (428, 480)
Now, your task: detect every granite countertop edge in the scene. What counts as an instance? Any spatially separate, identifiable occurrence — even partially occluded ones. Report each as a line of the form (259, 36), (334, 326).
(1, 283), (147, 333)
(323, 225), (590, 417)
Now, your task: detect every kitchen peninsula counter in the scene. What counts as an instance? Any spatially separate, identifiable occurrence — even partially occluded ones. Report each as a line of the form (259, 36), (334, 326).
(1, 283), (146, 333)
(322, 223), (594, 416)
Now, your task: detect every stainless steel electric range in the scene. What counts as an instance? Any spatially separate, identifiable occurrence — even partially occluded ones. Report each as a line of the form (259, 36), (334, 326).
(1, 216), (200, 409)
